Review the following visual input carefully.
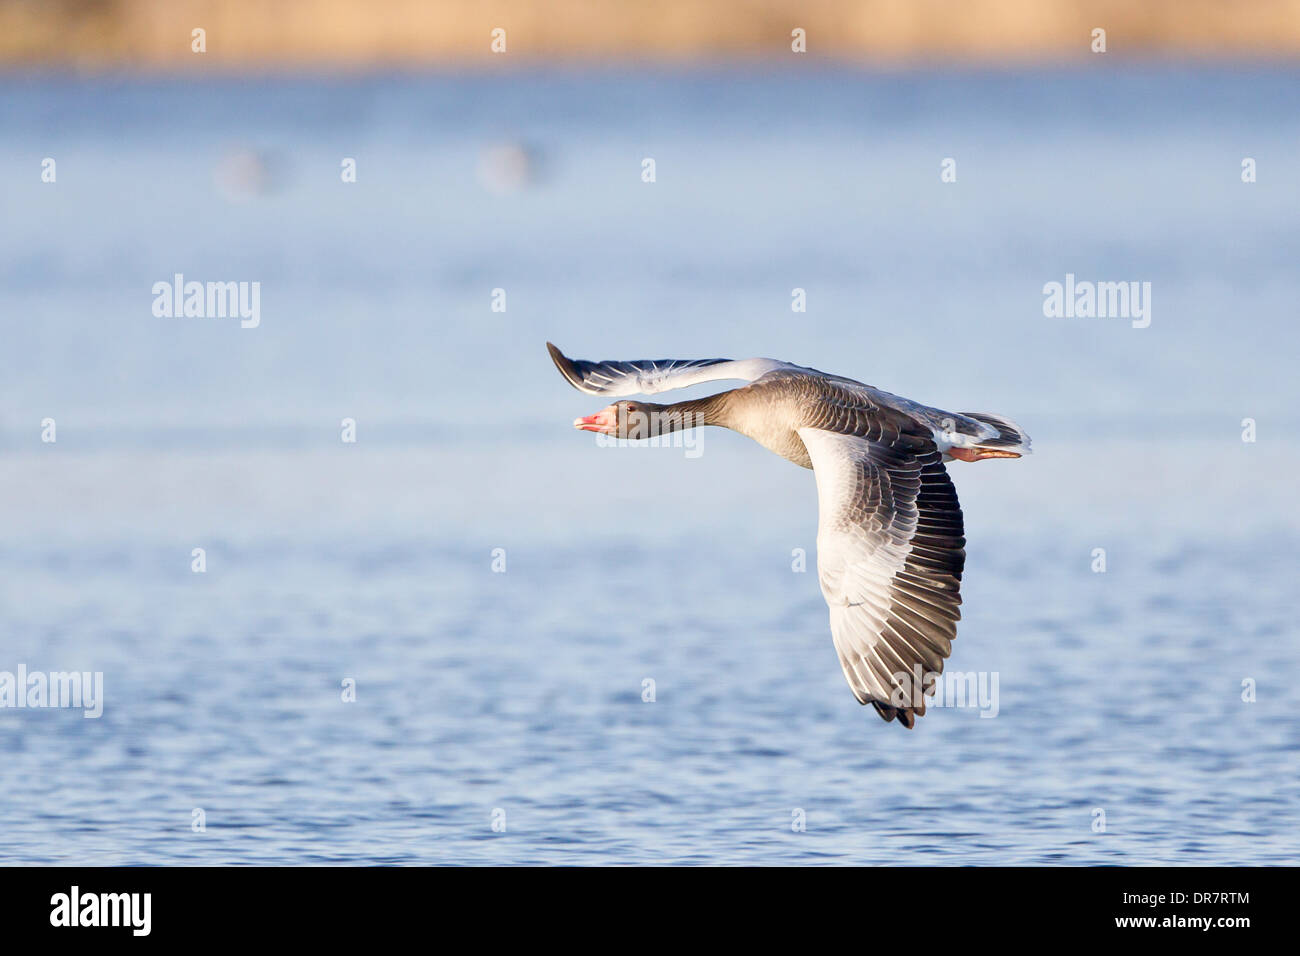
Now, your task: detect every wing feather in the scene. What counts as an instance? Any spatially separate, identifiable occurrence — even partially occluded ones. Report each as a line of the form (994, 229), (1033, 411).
(547, 342), (789, 396)
(797, 426), (966, 727)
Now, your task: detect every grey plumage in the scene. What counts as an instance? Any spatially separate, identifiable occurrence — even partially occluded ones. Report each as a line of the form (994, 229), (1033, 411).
(548, 343), (1029, 729)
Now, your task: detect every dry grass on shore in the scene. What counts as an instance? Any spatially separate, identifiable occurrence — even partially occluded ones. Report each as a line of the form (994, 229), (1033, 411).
(3, 0), (1299, 69)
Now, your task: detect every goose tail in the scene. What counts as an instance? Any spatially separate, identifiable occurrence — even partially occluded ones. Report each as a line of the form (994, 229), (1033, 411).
(960, 412), (1032, 456)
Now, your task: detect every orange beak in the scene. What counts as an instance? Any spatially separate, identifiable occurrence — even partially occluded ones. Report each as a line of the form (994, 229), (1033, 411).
(573, 405), (618, 434)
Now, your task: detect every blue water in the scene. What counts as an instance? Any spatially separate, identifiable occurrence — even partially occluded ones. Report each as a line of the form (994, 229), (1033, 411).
(1, 67), (1298, 864)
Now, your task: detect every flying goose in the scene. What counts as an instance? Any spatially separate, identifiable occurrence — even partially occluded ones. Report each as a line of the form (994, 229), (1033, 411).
(547, 343), (1030, 728)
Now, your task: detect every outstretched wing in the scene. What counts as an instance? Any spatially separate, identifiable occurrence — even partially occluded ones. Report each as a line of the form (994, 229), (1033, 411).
(547, 342), (789, 396)
(797, 426), (966, 728)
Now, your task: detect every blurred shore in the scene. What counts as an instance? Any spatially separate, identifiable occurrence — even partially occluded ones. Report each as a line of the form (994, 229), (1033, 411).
(3, 0), (1300, 69)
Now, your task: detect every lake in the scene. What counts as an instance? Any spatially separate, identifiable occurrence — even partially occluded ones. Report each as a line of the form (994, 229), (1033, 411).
(1, 66), (1297, 864)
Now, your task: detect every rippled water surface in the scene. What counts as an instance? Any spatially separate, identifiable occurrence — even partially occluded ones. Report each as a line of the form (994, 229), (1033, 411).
(1, 68), (1298, 864)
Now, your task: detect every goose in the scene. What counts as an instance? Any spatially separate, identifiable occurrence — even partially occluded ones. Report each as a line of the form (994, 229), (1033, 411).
(547, 343), (1030, 728)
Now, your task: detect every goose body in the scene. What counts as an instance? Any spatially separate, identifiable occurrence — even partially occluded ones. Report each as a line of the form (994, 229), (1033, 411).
(548, 343), (1030, 728)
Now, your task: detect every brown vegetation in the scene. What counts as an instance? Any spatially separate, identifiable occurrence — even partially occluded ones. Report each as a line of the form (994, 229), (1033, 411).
(2, 0), (1298, 68)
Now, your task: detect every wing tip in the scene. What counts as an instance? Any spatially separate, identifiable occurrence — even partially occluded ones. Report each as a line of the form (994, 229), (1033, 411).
(546, 341), (588, 393)
(870, 700), (918, 728)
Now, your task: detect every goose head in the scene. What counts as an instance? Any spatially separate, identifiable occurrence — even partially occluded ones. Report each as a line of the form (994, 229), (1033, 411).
(573, 401), (680, 438)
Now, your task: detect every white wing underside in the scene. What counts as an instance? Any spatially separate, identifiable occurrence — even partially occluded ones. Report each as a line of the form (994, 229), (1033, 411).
(547, 343), (789, 397)
(797, 427), (966, 715)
